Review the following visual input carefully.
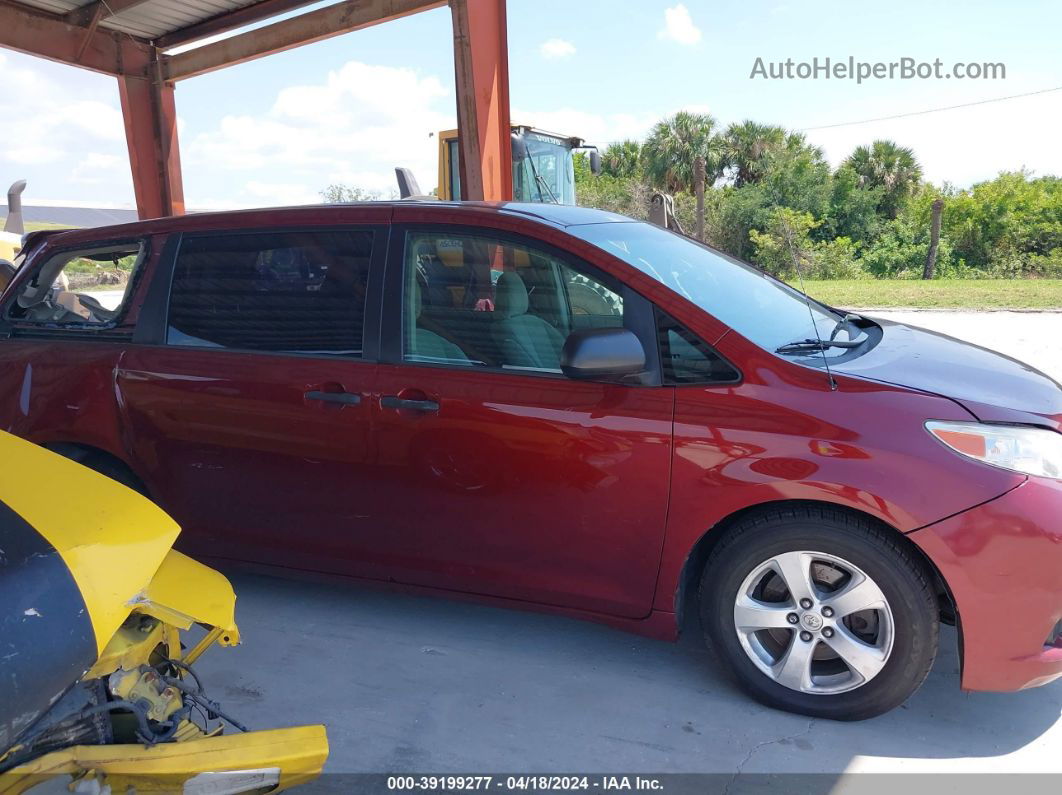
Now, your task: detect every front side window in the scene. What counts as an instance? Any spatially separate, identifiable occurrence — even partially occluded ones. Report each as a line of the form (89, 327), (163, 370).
(167, 230), (372, 355)
(7, 241), (144, 327)
(571, 222), (863, 358)
(657, 310), (740, 384)
(402, 231), (623, 373)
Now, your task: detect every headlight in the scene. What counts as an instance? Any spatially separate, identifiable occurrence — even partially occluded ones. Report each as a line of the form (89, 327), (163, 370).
(926, 421), (1062, 479)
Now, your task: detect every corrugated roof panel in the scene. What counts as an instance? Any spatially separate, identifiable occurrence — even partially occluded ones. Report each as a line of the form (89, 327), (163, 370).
(14, 0), (83, 14)
(10, 0), (282, 40)
(99, 0), (263, 39)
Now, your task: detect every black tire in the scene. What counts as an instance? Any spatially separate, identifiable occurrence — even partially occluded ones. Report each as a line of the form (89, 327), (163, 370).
(699, 505), (938, 720)
(49, 445), (150, 497)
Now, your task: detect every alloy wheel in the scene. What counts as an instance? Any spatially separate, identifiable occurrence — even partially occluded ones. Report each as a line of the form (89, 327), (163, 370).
(732, 550), (895, 695)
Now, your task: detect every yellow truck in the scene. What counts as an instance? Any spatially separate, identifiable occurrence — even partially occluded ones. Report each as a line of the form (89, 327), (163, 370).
(0, 432), (328, 794)
(399, 125), (600, 204)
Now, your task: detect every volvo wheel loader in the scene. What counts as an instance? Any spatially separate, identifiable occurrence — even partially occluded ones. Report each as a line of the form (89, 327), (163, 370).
(397, 125), (600, 203)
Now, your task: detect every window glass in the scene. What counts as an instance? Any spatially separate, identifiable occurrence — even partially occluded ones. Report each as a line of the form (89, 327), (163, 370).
(403, 231), (624, 373)
(570, 222), (858, 358)
(167, 230), (372, 355)
(7, 242), (143, 326)
(657, 310), (740, 384)
(512, 134), (576, 204)
(447, 139), (461, 200)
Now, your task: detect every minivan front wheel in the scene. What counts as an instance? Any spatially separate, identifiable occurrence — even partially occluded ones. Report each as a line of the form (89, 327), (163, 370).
(700, 507), (939, 720)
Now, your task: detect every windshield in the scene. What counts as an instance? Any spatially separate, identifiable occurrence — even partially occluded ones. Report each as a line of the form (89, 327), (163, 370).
(571, 222), (851, 355)
(513, 134), (576, 205)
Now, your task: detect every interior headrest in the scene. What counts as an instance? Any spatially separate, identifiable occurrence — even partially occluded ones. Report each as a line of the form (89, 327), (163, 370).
(494, 271), (529, 318)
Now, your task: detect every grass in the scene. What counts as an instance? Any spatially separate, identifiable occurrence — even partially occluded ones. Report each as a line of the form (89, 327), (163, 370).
(798, 279), (1062, 310)
(25, 221), (76, 233)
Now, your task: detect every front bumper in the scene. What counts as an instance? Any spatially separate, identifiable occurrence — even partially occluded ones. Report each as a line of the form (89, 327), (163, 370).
(910, 477), (1062, 692)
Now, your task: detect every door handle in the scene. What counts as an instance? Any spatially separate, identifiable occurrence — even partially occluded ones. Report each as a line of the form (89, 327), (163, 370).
(381, 395), (439, 412)
(305, 390), (361, 405)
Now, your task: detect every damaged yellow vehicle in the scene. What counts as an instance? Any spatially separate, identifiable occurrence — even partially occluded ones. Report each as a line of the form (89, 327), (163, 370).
(0, 432), (328, 793)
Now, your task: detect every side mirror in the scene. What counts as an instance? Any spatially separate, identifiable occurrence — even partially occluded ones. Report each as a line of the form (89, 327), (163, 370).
(510, 133), (529, 162)
(588, 150), (602, 176)
(561, 327), (646, 381)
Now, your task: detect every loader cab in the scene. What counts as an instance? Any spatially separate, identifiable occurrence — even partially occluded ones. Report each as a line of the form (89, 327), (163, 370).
(436, 125), (598, 204)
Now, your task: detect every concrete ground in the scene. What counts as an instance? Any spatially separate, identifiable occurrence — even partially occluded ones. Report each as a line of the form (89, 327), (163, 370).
(863, 310), (1062, 383)
(188, 311), (1062, 782)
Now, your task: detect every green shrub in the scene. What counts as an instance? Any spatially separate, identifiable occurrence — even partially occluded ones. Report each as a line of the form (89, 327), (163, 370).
(811, 237), (867, 279)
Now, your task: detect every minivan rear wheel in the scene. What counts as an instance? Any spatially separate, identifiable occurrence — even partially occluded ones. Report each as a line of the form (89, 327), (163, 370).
(699, 506), (938, 720)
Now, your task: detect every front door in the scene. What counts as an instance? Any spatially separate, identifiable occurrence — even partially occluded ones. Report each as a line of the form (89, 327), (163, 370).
(371, 226), (674, 618)
(118, 226), (388, 577)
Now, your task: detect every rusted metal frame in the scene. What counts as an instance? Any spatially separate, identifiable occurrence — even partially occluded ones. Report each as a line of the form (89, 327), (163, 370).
(65, 0), (155, 28)
(118, 46), (185, 218)
(0, 0), (148, 76)
(155, 0), (323, 50)
(74, 3), (107, 64)
(450, 0), (512, 201)
(161, 0), (445, 81)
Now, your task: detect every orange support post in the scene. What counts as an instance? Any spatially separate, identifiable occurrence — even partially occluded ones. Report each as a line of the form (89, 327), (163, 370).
(118, 54), (185, 219)
(450, 0), (512, 201)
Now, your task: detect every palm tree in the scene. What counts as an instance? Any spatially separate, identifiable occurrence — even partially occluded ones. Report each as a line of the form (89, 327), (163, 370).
(724, 121), (786, 187)
(843, 140), (923, 218)
(643, 112), (726, 241)
(601, 140), (643, 179)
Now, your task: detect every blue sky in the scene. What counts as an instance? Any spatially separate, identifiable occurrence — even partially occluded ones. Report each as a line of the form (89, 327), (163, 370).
(1, 0), (1060, 208)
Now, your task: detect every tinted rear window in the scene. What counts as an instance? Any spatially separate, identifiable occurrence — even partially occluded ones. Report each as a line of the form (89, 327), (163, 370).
(167, 230), (373, 355)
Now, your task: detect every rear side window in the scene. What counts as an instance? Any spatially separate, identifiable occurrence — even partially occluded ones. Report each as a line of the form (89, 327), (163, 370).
(6, 241), (145, 327)
(167, 230), (373, 355)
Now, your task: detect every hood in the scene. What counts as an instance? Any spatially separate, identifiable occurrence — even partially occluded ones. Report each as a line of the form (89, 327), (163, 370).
(832, 319), (1062, 430)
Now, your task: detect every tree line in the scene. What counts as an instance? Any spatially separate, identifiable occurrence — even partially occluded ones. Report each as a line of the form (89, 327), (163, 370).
(575, 112), (1062, 280)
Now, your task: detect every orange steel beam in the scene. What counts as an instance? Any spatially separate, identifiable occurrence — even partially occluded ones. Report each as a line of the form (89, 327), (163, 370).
(162, 0), (445, 81)
(156, 0), (322, 50)
(119, 52), (186, 218)
(64, 0), (154, 28)
(0, 2), (181, 218)
(1, 0), (511, 215)
(0, 0), (148, 76)
(450, 0), (512, 201)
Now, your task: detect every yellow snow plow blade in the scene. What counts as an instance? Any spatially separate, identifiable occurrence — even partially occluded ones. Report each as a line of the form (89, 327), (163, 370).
(0, 725), (329, 794)
(0, 433), (328, 792)
(0, 431), (182, 658)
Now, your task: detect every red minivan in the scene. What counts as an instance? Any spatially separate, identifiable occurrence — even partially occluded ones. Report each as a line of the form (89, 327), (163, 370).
(0, 202), (1059, 720)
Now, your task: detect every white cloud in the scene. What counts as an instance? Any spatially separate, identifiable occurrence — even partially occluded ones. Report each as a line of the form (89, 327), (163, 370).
(658, 4), (702, 46)
(185, 60), (453, 206)
(539, 38), (576, 60)
(243, 181), (322, 206)
(0, 52), (131, 197)
(71, 153), (125, 184)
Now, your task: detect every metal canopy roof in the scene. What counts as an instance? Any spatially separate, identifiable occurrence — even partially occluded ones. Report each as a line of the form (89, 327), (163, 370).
(0, 0), (511, 217)
(6, 0), (322, 48)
